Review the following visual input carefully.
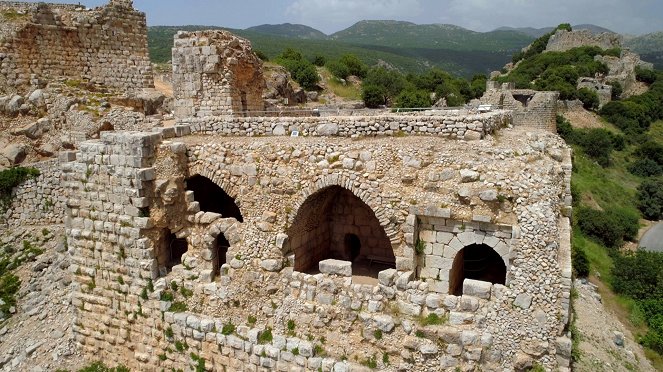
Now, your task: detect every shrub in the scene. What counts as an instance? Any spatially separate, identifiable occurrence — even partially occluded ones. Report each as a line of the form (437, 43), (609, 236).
(311, 54), (326, 67)
(253, 50), (268, 61)
(575, 207), (633, 248)
(576, 128), (614, 167)
(221, 322), (235, 335)
(577, 87), (600, 111)
(628, 158), (663, 177)
(635, 141), (663, 165)
(607, 81), (623, 100)
(635, 66), (658, 84)
(572, 245), (590, 277)
(0, 167), (40, 211)
(327, 60), (350, 80)
(612, 251), (663, 300)
(362, 84), (388, 108)
(258, 328), (273, 344)
(394, 89), (431, 110)
(339, 54), (367, 78)
(637, 178), (663, 220)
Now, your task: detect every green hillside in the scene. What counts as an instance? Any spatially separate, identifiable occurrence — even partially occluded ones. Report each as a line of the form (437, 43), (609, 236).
(330, 20), (533, 52)
(246, 23), (328, 40)
(147, 22), (535, 77)
(625, 32), (663, 69)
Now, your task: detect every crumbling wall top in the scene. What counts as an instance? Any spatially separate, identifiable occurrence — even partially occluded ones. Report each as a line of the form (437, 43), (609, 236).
(546, 29), (622, 53)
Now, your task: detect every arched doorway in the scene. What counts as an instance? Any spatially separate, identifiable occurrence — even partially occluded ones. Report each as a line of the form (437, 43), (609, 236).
(287, 186), (395, 277)
(186, 175), (243, 222)
(449, 244), (506, 296)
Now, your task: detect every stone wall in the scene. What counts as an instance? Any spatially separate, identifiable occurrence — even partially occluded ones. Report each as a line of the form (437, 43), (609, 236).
(2, 158), (68, 227)
(65, 121), (574, 371)
(177, 110), (512, 140)
(172, 30), (265, 119)
(0, 1), (153, 94)
(482, 83), (559, 132)
(546, 29), (622, 53)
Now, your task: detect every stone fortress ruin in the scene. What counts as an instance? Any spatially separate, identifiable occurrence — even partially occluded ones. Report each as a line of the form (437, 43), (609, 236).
(1, 1), (577, 371)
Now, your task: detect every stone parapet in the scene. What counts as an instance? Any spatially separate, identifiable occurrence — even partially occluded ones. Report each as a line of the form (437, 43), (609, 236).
(178, 110), (512, 140)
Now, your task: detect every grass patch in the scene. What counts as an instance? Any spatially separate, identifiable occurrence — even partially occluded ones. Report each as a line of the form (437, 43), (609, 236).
(419, 313), (448, 326)
(319, 67), (362, 100)
(169, 301), (187, 313)
(648, 120), (663, 143)
(572, 228), (614, 281)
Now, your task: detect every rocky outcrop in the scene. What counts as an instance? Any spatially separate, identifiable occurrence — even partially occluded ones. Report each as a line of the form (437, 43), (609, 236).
(546, 29), (622, 52)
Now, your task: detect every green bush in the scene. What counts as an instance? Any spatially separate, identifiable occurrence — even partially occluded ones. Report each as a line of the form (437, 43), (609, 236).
(394, 89), (431, 110)
(362, 84), (388, 108)
(575, 206), (638, 248)
(76, 362), (130, 372)
(607, 81), (623, 100)
(572, 245), (590, 277)
(327, 61), (350, 80)
(253, 50), (268, 61)
(576, 128), (614, 167)
(636, 66), (658, 84)
(635, 141), (663, 165)
(0, 167), (40, 211)
(338, 54), (367, 78)
(275, 48), (320, 90)
(612, 251), (663, 300)
(311, 54), (326, 67)
(577, 87), (600, 111)
(637, 177), (663, 220)
(629, 159), (663, 177)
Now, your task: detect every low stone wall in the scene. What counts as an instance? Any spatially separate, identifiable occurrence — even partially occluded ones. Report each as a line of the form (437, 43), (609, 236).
(178, 110), (512, 140)
(3, 159), (67, 227)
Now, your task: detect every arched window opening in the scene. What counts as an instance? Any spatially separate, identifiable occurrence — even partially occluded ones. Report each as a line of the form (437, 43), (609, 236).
(449, 243), (506, 296)
(214, 234), (230, 276)
(186, 175), (243, 222)
(286, 186), (395, 280)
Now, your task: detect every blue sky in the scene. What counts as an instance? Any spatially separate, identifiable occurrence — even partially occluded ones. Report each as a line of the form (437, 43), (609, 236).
(22, 0), (663, 35)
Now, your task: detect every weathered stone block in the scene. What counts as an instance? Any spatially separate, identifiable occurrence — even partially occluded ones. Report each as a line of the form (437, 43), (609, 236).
(319, 259), (351, 277)
(462, 279), (492, 300)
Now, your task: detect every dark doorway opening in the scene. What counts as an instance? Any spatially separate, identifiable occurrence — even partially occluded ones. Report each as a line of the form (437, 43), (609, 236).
(449, 243), (506, 296)
(157, 230), (189, 273)
(186, 175), (244, 222)
(214, 234), (230, 276)
(345, 233), (361, 262)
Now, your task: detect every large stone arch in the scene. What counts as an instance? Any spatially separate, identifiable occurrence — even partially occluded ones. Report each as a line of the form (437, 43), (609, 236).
(285, 179), (397, 275)
(287, 174), (400, 245)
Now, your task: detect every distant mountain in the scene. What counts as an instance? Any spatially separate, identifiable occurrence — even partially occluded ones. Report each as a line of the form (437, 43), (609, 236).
(495, 24), (615, 38)
(148, 21), (536, 77)
(330, 20), (532, 52)
(246, 23), (328, 40)
(625, 31), (663, 69)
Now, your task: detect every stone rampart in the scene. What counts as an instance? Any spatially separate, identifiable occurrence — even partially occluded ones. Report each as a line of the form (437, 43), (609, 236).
(65, 123), (574, 371)
(481, 84), (559, 132)
(2, 159), (68, 227)
(0, 1), (153, 93)
(177, 110), (512, 140)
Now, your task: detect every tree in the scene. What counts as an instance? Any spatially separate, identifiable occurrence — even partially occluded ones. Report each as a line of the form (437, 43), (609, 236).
(339, 54), (367, 78)
(362, 84), (388, 108)
(637, 178), (663, 220)
(577, 87), (600, 111)
(576, 128), (614, 167)
(327, 60), (350, 80)
(362, 67), (408, 107)
(394, 89), (431, 110)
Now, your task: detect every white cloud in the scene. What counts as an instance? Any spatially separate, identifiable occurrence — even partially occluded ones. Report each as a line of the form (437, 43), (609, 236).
(286, 0), (423, 33)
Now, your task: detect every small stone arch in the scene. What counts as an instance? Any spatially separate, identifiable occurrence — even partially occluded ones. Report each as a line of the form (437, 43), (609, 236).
(285, 182), (396, 276)
(188, 163), (243, 209)
(449, 243), (507, 296)
(201, 217), (242, 278)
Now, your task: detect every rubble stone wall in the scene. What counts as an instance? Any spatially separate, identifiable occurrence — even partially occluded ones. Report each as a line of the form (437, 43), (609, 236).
(0, 1), (153, 93)
(65, 119), (574, 371)
(3, 159), (67, 227)
(178, 110), (512, 140)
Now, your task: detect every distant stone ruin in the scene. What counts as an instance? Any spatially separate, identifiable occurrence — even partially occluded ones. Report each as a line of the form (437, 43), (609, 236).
(481, 82), (559, 131)
(545, 29), (622, 53)
(172, 30), (265, 119)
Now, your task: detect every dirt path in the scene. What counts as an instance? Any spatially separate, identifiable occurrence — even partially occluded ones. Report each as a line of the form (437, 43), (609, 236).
(154, 78), (173, 97)
(573, 279), (655, 372)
